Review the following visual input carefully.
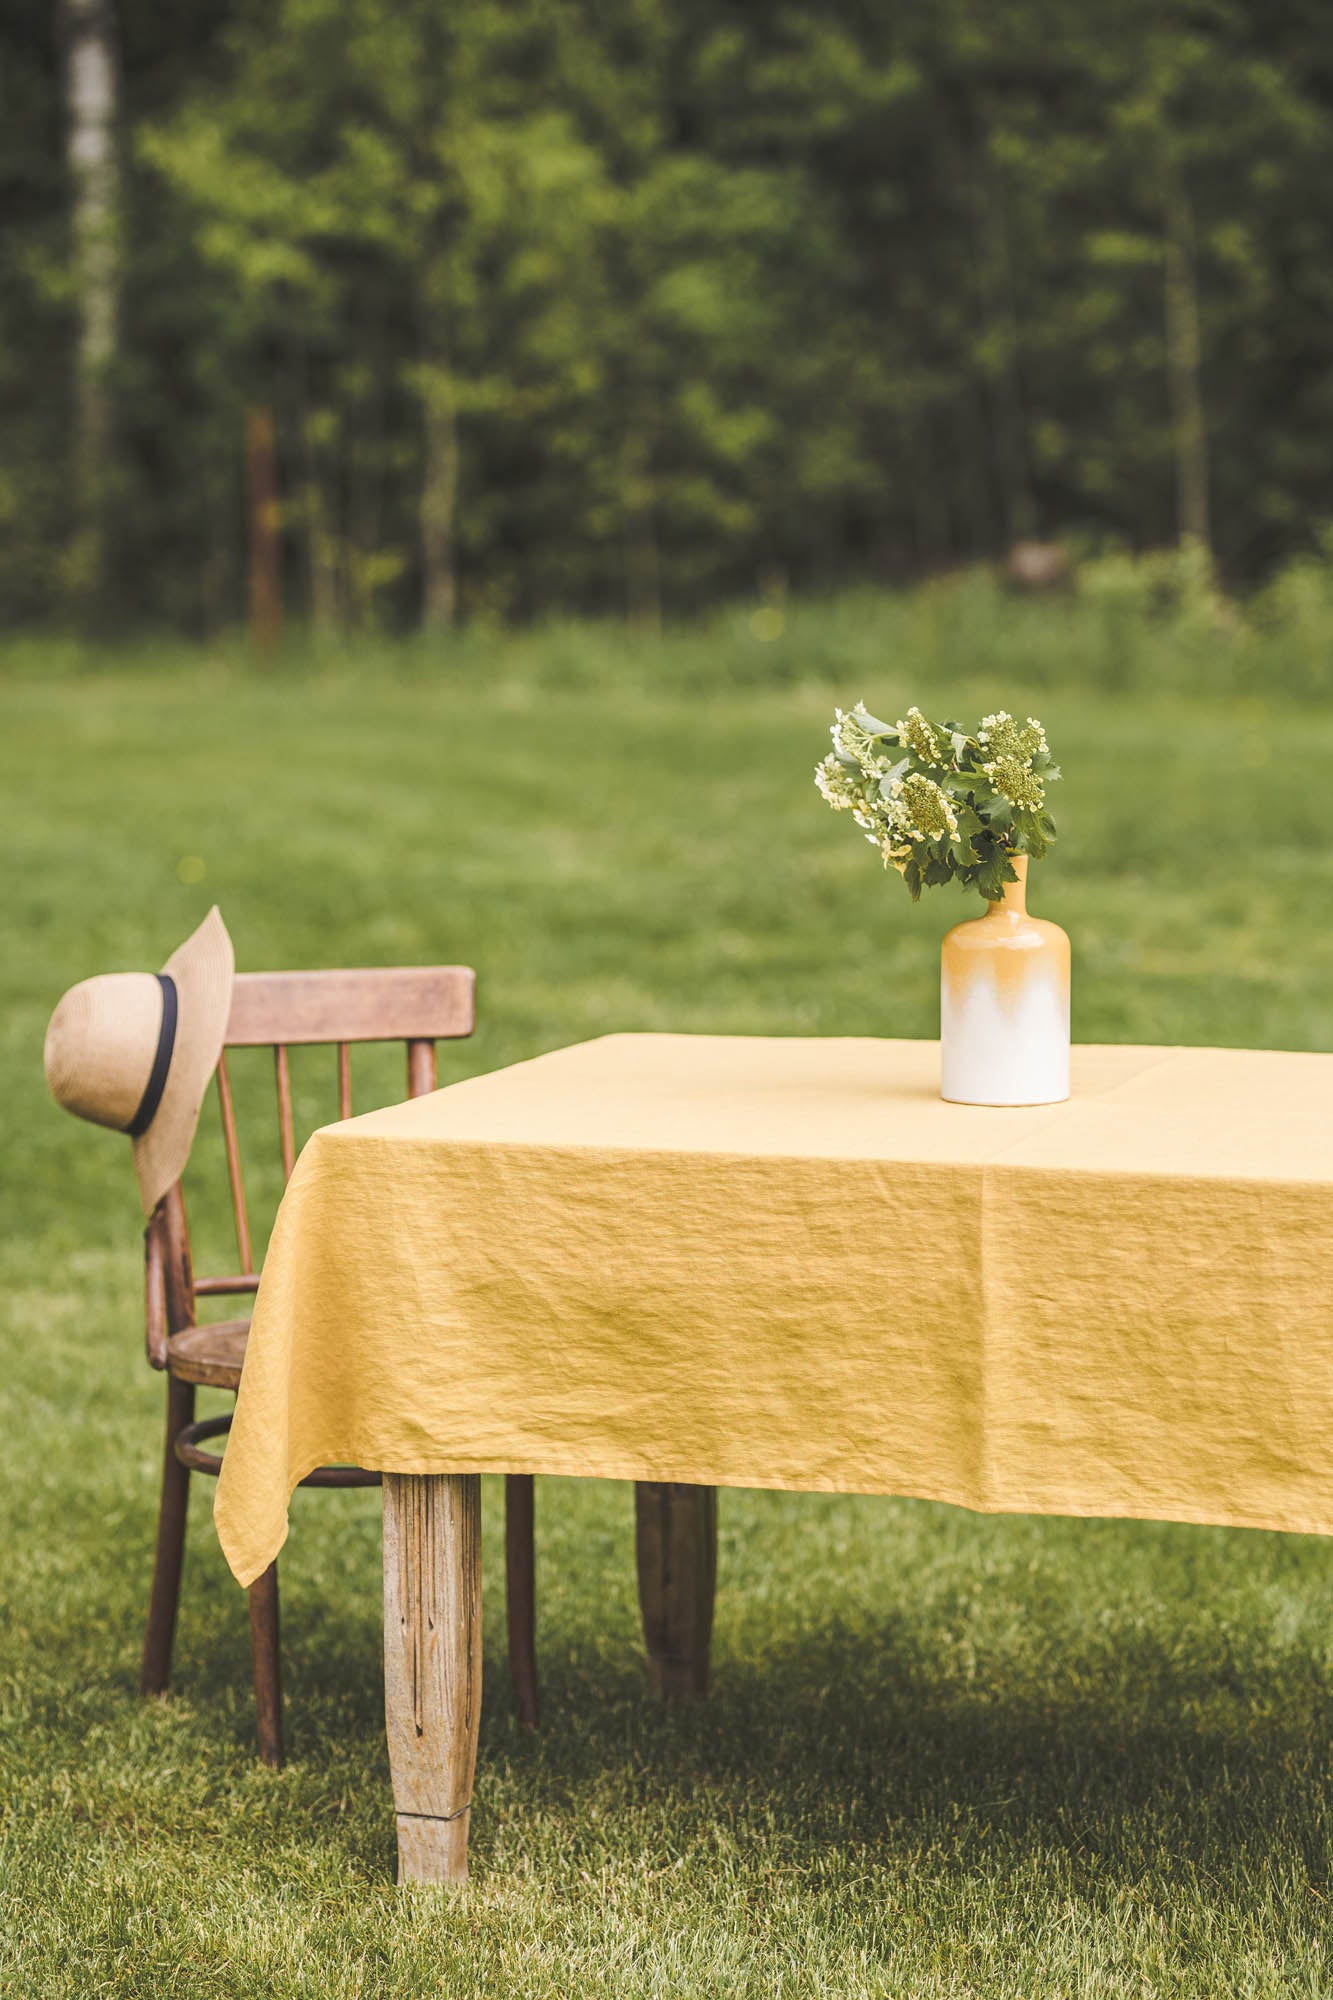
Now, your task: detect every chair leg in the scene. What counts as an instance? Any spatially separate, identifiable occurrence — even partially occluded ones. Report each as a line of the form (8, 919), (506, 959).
(505, 1473), (539, 1730)
(140, 1373), (195, 1696)
(249, 1560), (284, 1768)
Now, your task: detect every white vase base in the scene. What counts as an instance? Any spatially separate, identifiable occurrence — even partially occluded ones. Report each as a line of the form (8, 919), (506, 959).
(939, 968), (1070, 1107)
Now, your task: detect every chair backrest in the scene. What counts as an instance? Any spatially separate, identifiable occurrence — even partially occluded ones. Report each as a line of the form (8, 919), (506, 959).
(144, 965), (474, 1361)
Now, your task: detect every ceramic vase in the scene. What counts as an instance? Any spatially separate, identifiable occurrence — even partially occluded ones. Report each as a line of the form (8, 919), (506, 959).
(939, 855), (1070, 1106)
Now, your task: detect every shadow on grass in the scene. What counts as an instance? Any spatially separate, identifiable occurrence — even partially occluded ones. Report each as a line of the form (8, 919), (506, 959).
(546, 1630), (1324, 1841)
(183, 1577), (1332, 1895)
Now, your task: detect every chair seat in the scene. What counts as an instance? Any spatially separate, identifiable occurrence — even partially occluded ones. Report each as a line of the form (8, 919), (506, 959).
(166, 1317), (250, 1390)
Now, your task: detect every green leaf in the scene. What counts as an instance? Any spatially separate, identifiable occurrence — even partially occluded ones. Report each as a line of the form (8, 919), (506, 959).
(950, 801), (984, 867)
(938, 771), (978, 801)
(1011, 807), (1050, 858)
(975, 850), (1019, 901)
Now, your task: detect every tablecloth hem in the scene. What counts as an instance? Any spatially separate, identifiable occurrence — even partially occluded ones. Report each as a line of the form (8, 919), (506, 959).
(216, 1452), (1333, 1588)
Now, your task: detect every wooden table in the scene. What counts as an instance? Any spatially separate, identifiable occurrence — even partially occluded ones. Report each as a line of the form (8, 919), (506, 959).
(382, 1471), (715, 1883)
(211, 1034), (1333, 1886)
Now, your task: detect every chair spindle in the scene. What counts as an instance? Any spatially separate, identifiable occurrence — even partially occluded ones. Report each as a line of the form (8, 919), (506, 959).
(215, 1051), (254, 1273)
(406, 1038), (437, 1098)
(274, 1045), (296, 1182)
(337, 1042), (352, 1121)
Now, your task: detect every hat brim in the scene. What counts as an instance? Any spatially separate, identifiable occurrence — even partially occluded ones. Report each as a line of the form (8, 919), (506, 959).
(132, 907), (235, 1215)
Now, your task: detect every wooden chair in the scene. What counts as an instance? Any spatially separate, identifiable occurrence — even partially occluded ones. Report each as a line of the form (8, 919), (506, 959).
(138, 965), (539, 1765)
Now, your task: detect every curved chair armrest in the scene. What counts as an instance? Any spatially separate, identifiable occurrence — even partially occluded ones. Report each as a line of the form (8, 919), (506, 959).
(144, 1213), (169, 1370)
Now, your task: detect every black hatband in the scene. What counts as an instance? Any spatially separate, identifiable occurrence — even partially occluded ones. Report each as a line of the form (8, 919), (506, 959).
(125, 973), (178, 1139)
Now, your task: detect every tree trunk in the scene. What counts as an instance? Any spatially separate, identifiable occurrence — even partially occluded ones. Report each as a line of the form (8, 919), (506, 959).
(62, 0), (120, 601)
(951, 390), (993, 559)
(972, 136), (1035, 547)
(301, 410), (340, 632)
(1162, 169), (1210, 552)
(420, 364), (458, 630)
(621, 421), (661, 632)
(245, 405), (283, 655)
(304, 479), (340, 633)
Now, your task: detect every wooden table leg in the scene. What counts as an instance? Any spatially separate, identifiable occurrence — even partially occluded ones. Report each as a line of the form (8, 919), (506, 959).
(635, 1481), (717, 1699)
(383, 1472), (482, 1885)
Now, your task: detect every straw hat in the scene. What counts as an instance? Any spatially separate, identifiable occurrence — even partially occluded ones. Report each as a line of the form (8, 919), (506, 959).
(44, 907), (235, 1215)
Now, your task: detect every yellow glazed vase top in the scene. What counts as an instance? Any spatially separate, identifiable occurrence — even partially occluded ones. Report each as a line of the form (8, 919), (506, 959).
(940, 855), (1070, 1105)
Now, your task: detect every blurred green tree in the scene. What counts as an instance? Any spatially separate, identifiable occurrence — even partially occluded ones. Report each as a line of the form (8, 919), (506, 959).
(1, 0), (1330, 631)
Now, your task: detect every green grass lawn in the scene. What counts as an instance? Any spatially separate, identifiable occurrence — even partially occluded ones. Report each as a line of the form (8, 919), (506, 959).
(2, 633), (1332, 1997)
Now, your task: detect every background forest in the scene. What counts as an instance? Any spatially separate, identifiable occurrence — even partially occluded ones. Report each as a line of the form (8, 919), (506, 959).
(7, 8), (1333, 1990)
(5, 0), (1333, 637)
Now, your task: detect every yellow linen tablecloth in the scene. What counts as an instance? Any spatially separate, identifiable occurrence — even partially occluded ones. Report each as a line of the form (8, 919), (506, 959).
(214, 1035), (1333, 1586)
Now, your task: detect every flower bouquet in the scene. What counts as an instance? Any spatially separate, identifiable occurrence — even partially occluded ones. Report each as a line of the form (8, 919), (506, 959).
(816, 703), (1070, 1105)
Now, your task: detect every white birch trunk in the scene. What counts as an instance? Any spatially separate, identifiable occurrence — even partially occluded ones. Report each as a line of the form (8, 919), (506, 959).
(63, 0), (120, 590)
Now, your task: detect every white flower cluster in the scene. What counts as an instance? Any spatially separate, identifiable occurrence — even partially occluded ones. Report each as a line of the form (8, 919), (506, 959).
(975, 711), (1048, 808)
(895, 706), (942, 765)
(977, 711), (1048, 759)
(814, 704), (957, 866)
(897, 770), (959, 841)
